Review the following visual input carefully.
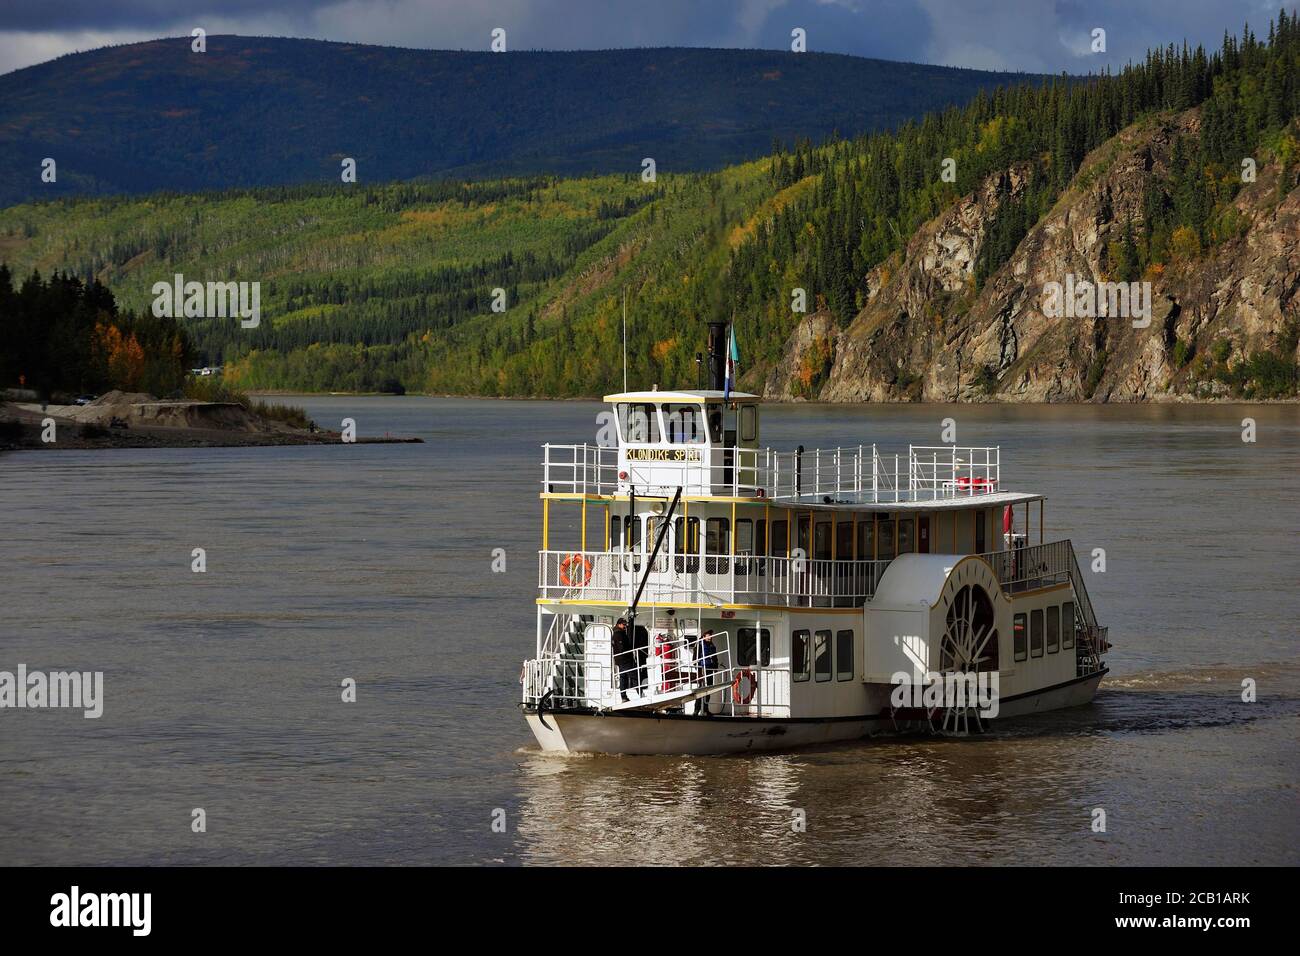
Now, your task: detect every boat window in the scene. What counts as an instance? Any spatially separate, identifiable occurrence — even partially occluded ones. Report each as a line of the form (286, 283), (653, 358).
(836, 629), (854, 680)
(705, 517), (730, 573)
(1047, 605), (1060, 653)
(755, 520), (767, 555)
(623, 516), (641, 551)
(740, 404), (757, 442)
(618, 402), (660, 443)
(898, 517), (915, 554)
(975, 509), (987, 553)
(1061, 601), (1076, 649)
(877, 517), (896, 561)
(646, 517), (668, 554)
(673, 516), (700, 573)
(738, 628), (771, 667)
(857, 517), (874, 560)
(661, 404), (707, 444)
(704, 404), (724, 443)
(770, 519), (789, 557)
(814, 521), (832, 560)
(1013, 612), (1027, 662)
(1030, 609), (1044, 658)
(814, 630), (832, 681)
(736, 519), (753, 555)
(705, 517), (729, 554)
(792, 630), (810, 681)
(836, 520), (853, 560)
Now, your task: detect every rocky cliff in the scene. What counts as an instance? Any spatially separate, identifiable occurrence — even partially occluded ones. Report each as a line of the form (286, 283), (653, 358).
(767, 110), (1299, 402)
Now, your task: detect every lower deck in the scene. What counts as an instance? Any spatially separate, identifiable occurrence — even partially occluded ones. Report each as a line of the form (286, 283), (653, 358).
(524, 549), (1107, 726)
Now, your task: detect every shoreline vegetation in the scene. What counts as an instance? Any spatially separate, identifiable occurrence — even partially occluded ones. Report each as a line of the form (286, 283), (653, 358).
(1, 20), (1296, 406)
(0, 390), (422, 451)
(0, 268), (421, 450)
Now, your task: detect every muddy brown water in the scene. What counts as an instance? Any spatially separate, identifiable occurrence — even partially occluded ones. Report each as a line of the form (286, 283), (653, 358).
(1, 398), (1296, 865)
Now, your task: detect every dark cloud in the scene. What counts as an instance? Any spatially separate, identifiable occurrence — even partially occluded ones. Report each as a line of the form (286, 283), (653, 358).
(753, 0), (933, 61)
(0, 0), (1287, 76)
(0, 1), (334, 32)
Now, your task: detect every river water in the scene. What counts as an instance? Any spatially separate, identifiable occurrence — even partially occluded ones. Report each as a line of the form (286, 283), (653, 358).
(1, 398), (1296, 865)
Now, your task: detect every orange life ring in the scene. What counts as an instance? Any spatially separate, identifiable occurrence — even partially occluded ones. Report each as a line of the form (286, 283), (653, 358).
(559, 553), (592, 586)
(731, 669), (758, 705)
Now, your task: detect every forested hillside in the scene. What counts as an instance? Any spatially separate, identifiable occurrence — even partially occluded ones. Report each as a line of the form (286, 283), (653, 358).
(2, 16), (1296, 400)
(0, 38), (1029, 207)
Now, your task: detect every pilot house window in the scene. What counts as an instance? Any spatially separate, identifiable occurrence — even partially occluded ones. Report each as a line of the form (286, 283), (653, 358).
(618, 403), (660, 443)
(662, 404), (706, 444)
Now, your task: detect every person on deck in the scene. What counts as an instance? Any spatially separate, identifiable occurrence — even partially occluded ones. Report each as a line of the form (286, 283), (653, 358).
(694, 630), (719, 716)
(611, 618), (632, 701)
(633, 624), (649, 692)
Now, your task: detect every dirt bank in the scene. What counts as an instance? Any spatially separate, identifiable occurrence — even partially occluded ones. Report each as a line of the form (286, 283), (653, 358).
(0, 394), (421, 451)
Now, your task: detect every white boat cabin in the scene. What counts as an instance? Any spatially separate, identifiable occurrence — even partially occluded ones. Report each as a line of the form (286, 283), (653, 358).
(523, 384), (1108, 750)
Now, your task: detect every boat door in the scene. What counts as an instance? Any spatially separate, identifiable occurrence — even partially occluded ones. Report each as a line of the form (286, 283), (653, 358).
(918, 517), (931, 553)
(582, 622), (617, 707)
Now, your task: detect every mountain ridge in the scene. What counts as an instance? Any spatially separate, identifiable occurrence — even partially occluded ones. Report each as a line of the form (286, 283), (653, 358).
(0, 36), (1035, 208)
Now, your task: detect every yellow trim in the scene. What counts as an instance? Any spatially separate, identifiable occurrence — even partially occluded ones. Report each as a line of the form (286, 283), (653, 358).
(604, 505), (610, 550)
(542, 499), (550, 550)
(1010, 581), (1072, 600)
(581, 498), (587, 551)
(730, 501), (736, 556)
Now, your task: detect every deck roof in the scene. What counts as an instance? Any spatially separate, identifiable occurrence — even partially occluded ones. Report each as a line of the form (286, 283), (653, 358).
(789, 491), (1043, 512)
(603, 389), (761, 404)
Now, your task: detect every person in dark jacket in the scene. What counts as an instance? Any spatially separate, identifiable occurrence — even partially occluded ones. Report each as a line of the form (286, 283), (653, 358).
(611, 619), (632, 700)
(694, 630), (719, 715)
(633, 624), (650, 692)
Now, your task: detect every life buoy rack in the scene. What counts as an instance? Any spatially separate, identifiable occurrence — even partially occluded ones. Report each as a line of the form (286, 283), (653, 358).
(559, 553), (592, 587)
(731, 669), (758, 705)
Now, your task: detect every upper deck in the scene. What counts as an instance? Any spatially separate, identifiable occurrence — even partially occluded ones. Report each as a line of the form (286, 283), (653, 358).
(543, 440), (1015, 507)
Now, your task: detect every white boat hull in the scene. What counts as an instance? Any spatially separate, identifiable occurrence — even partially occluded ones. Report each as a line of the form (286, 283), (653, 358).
(524, 670), (1106, 755)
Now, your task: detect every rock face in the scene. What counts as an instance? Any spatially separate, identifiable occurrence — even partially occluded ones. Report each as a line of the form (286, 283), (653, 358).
(773, 110), (1299, 402)
(763, 310), (837, 400)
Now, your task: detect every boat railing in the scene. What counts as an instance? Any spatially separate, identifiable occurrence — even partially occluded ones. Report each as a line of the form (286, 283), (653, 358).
(538, 549), (889, 607)
(542, 443), (1002, 503)
(980, 540), (1075, 593)
(522, 631), (739, 710)
(979, 539), (1109, 668)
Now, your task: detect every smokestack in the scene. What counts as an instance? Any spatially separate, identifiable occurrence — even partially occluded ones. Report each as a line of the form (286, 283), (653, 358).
(707, 322), (727, 391)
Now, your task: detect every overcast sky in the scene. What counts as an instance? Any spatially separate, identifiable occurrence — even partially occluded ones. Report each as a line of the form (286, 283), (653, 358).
(0, 0), (1288, 76)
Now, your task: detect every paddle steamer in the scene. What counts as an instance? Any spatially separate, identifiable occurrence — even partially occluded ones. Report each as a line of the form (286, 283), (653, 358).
(521, 324), (1108, 754)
